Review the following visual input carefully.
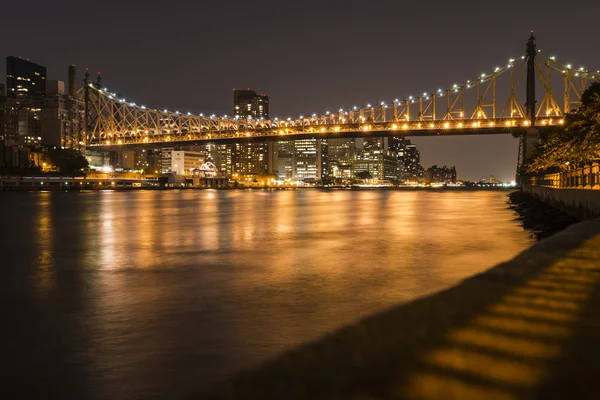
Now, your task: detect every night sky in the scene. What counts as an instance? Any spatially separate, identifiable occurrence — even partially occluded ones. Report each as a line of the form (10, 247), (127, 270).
(2, 0), (599, 181)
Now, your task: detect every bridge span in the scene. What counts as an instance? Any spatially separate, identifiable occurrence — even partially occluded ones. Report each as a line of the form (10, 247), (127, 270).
(79, 33), (597, 165)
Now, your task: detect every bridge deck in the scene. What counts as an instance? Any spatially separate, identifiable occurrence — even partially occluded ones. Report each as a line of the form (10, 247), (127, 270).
(89, 126), (550, 150)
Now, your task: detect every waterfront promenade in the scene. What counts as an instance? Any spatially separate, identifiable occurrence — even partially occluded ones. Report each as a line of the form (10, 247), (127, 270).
(206, 216), (600, 399)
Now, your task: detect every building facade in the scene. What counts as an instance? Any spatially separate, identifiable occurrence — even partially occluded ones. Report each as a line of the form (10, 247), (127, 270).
(39, 77), (84, 150)
(233, 142), (268, 175)
(328, 138), (355, 179)
(6, 56), (47, 99)
(161, 148), (204, 175)
(233, 89), (269, 119)
(292, 138), (328, 182)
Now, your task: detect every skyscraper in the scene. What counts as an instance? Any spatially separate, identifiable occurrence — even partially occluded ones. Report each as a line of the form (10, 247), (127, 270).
(6, 56), (47, 99)
(354, 138), (399, 181)
(233, 89), (269, 119)
(6, 57), (47, 146)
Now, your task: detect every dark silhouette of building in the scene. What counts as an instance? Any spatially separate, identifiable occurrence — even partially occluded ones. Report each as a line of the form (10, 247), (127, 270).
(233, 89), (269, 119)
(6, 56), (47, 99)
(0, 83), (20, 167)
(426, 165), (457, 184)
(390, 138), (425, 180)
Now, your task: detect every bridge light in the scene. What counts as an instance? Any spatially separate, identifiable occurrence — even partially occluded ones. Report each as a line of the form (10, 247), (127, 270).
(490, 122), (495, 127)
(380, 102), (385, 105)
(429, 123), (434, 129)
(176, 111), (180, 114)
(509, 58), (515, 63)
(334, 126), (340, 132)
(326, 111), (330, 115)
(200, 113), (204, 117)
(141, 105), (146, 109)
(367, 104), (372, 108)
(559, 119), (564, 124)
(505, 121), (511, 127)
(391, 124), (398, 130)
(550, 56), (556, 60)
(321, 127), (326, 133)
(164, 109), (168, 113)
(339, 108), (344, 112)
(394, 98), (399, 102)
(567, 64), (572, 69)
(274, 117), (279, 121)
(403, 124), (408, 130)
(187, 112), (191, 115)
(299, 115), (303, 119)
(458, 122), (463, 128)
(353, 106), (358, 110)
(443, 122), (449, 129)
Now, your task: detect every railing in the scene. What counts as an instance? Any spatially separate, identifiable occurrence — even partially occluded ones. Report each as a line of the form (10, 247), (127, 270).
(530, 162), (600, 189)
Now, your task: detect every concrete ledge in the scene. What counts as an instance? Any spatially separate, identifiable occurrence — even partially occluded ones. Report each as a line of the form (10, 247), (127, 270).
(525, 185), (600, 220)
(203, 218), (600, 399)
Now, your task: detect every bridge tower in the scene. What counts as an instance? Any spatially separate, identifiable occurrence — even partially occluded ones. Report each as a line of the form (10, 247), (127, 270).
(518, 31), (540, 174)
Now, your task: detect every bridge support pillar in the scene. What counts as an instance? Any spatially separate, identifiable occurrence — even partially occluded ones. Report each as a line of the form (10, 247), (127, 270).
(523, 128), (540, 159)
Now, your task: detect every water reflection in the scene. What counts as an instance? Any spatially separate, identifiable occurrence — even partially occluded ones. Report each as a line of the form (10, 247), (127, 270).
(2, 189), (534, 399)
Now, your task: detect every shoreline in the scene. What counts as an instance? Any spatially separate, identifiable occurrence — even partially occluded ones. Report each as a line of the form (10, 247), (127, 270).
(1, 186), (517, 192)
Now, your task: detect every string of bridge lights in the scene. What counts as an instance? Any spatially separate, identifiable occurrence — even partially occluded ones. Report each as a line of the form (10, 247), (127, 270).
(91, 51), (599, 125)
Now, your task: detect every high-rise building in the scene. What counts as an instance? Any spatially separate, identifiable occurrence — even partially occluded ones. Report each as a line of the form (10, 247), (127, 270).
(354, 138), (399, 181)
(204, 143), (233, 176)
(328, 138), (355, 179)
(393, 138), (424, 180)
(233, 142), (268, 175)
(0, 83), (21, 167)
(6, 56), (47, 99)
(5, 57), (49, 147)
(292, 138), (328, 182)
(233, 89), (269, 119)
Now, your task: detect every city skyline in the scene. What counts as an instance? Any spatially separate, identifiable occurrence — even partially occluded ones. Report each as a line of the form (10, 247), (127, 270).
(2, 0), (599, 181)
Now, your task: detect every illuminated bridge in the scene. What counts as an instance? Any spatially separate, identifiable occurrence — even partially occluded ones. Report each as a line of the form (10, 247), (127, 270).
(83, 33), (598, 160)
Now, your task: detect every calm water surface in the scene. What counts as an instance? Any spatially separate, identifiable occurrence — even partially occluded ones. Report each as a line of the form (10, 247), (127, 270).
(1, 189), (533, 398)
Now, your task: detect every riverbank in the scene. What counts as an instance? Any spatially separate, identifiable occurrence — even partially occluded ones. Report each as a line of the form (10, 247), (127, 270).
(508, 190), (578, 240)
(203, 215), (600, 399)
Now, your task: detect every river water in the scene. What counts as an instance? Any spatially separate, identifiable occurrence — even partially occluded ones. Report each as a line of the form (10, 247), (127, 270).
(1, 189), (533, 399)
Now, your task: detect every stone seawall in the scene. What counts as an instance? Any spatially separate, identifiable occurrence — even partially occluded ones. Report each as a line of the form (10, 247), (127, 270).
(524, 184), (600, 220)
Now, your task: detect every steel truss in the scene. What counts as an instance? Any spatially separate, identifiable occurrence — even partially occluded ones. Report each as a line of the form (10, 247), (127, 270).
(83, 51), (599, 147)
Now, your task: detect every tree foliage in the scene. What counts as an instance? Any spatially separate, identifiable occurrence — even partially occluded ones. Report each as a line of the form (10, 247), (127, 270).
(47, 148), (89, 176)
(524, 82), (600, 174)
